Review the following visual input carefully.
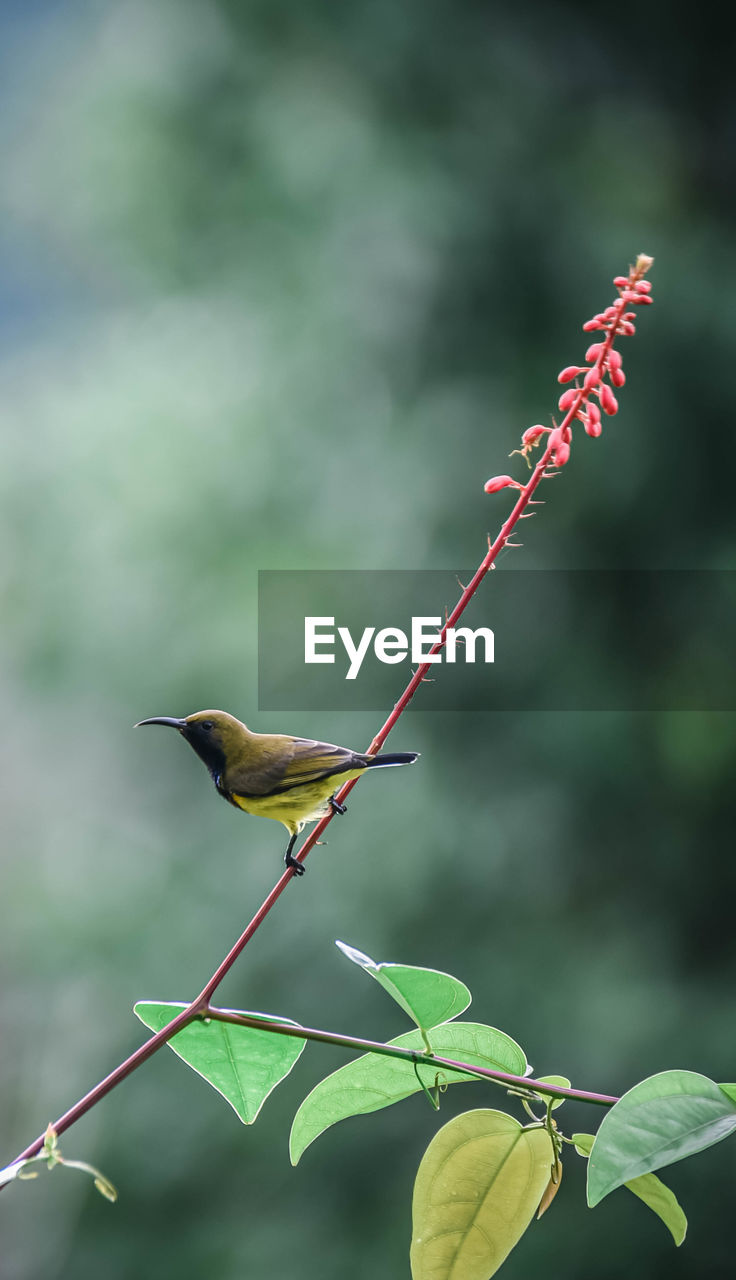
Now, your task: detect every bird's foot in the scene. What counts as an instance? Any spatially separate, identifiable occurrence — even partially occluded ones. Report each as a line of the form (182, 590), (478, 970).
(284, 832), (306, 876)
(330, 797), (348, 816)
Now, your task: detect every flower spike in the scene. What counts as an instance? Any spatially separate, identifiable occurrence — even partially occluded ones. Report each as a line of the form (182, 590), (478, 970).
(489, 253), (653, 495)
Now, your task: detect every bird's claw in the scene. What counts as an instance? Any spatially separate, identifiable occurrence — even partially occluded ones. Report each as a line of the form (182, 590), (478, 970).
(285, 853), (306, 876)
(330, 797), (348, 816)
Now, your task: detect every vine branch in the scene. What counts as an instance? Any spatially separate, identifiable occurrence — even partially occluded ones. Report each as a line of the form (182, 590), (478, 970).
(207, 1008), (620, 1107)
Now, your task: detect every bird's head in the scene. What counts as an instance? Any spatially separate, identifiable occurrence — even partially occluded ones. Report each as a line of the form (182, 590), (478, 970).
(135, 709), (249, 777)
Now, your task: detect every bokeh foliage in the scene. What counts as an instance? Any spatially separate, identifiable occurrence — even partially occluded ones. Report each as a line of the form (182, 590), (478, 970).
(1, 1), (734, 1277)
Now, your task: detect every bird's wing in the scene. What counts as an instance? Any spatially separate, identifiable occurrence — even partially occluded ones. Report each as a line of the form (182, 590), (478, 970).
(277, 738), (367, 791)
(228, 737), (366, 797)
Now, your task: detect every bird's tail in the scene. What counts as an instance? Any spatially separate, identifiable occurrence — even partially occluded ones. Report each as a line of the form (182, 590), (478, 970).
(366, 752), (419, 768)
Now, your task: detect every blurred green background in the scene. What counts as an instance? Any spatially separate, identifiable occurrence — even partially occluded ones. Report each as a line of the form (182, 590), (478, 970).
(1, 2), (735, 1277)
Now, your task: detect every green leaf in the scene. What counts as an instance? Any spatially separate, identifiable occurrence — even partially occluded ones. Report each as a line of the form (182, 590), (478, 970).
(718, 1082), (736, 1105)
(411, 1110), (553, 1280)
(335, 940), (471, 1031)
(625, 1171), (687, 1246)
(572, 1131), (595, 1157)
(587, 1070), (736, 1207)
(134, 1002), (305, 1124)
(290, 1021), (527, 1165)
(533, 1074), (571, 1110)
(574, 1131), (687, 1244)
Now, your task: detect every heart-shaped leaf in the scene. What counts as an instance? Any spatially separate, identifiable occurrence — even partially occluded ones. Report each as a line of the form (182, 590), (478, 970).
(587, 1070), (736, 1206)
(411, 1110), (553, 1280)
(290, 1021), (527, 1164)
(336, 941), (471, 1031)
(134, 1002), (305, 1124)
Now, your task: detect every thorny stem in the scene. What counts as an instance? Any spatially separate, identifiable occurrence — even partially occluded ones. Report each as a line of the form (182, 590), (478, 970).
(6, 257), (651, 1171)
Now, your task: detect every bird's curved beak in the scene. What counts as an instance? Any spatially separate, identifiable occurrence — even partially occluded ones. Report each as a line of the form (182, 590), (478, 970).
(134, 717), (187, 730)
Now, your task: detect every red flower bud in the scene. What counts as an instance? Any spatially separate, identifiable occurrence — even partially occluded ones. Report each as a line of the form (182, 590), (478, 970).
(587, 401), (601, 425)
(585, 342), (605, 362)
(484, 474), (525, 494)
(522, 425), (549, 446)
(583, 367), (600, 391)
(558, 388), (578, 411)
(583, 316), (605, 331)
(584, 416), (602, 437)
(599, 384), (619, 415)
(548, 427), (570, 466)
(610, 366), (626, 388)
(620, 320), (636, 335)
(613, 276), (630, 288)
(606, 348), (623, 371)
(558, 365), (584, 383)
(634, 280), (652, 293)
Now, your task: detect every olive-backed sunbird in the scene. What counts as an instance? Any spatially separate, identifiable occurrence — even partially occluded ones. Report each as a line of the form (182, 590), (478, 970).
(136, 709), (419, 875)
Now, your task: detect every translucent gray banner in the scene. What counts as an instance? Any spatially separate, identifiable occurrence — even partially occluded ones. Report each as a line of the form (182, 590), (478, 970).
(258, 570), (736, 712)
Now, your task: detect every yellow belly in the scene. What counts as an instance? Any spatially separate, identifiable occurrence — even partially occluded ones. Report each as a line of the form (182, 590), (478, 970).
(231, 769), (364, 835)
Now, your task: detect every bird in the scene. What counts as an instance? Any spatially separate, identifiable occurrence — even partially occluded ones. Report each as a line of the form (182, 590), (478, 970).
(135, 709), (419, 875)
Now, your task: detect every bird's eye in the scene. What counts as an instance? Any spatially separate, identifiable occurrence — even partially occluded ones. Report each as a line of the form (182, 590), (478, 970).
(201, 720), (214, 732)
